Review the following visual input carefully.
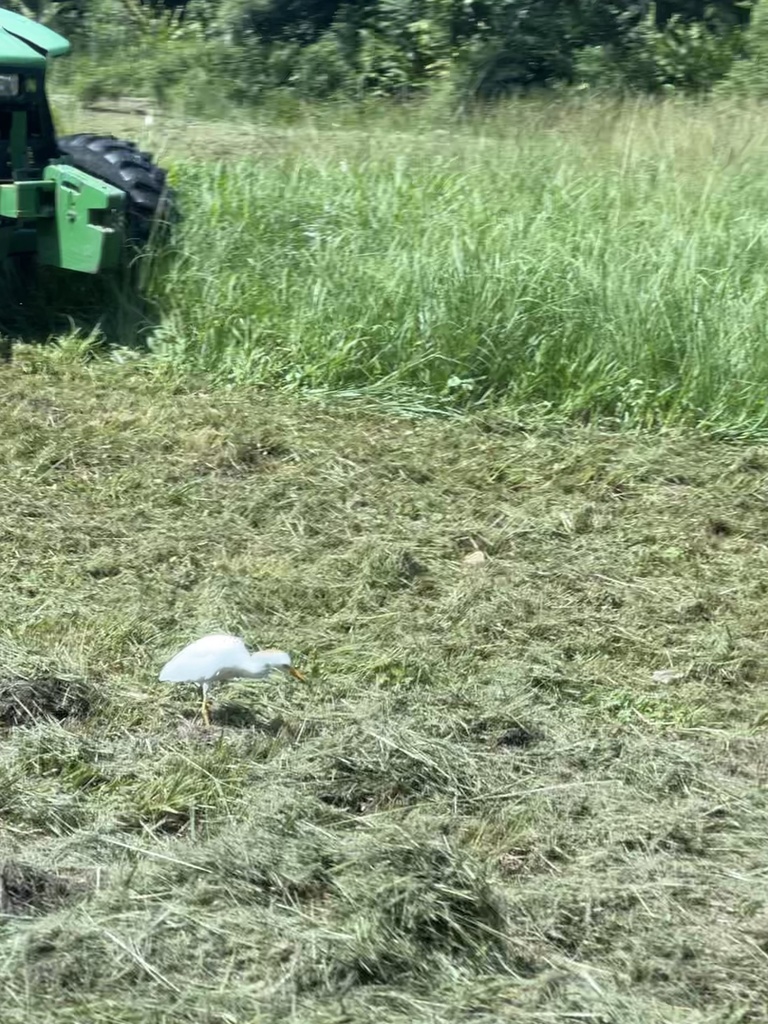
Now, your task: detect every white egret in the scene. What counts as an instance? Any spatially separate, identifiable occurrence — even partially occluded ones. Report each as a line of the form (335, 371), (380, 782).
(159, 633), (306, 726)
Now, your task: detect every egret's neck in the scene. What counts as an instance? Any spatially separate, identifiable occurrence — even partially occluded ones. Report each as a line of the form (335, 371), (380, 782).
(245, 654), (269, 678)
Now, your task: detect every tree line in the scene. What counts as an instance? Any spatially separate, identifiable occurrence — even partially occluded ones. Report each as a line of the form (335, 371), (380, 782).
(9, 1), (766, 104)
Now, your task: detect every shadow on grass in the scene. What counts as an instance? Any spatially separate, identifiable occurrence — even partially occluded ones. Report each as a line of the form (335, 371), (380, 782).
(174, 698), (289, 733)
(212, 702), (288, 733)
(0, 255), (165, 356)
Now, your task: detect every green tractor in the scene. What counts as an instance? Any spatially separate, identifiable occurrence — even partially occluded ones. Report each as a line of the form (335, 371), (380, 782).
(0, 9), (172, 277)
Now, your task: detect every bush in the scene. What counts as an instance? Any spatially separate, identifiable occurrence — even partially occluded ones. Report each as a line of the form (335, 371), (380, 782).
(716, 0), (768, 98)
(575, 13), (745, 94)
(29, 0), (764, 106)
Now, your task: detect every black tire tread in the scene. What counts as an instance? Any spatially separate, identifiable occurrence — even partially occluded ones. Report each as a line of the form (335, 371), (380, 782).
(55, 133), (174, 246)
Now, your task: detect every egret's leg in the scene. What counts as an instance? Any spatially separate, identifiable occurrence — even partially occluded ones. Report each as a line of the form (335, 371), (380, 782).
(201, 683), (211, 726)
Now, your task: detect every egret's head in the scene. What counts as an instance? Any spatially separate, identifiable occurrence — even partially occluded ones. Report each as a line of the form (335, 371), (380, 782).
(259, 649), (307, 681)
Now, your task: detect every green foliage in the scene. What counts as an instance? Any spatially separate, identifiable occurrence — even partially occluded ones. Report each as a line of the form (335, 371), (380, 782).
(293, 33), (355, 99)
(716, 0), (768, 96)
(33, 0), (758, 104)
(575, 10), (748, 93)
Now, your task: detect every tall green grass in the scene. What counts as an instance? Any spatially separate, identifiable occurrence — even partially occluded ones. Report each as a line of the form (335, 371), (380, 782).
(102, 99), (768, 432)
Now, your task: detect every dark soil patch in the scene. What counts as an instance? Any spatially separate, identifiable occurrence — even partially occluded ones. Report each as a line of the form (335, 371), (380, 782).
(0, 862), (77, 916)
(0, 675), (97, 727)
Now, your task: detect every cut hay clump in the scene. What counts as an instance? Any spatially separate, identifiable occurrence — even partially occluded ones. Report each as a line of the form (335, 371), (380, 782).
(311, 830), (515, 989)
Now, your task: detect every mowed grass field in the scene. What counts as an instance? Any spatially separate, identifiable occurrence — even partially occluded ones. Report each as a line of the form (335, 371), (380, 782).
(2, 100), (768, 1023)
(2, 345), (768, 1023)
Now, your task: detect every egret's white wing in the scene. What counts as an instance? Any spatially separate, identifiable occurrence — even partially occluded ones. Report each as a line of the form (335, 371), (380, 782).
(159, 633), (251, 683)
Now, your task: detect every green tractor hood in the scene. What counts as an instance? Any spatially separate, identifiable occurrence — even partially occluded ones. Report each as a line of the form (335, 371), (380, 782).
(0, 9), (70, 67)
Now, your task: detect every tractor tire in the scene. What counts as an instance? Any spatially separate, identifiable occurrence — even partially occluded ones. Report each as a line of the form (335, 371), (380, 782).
(55, 133), (174, 247)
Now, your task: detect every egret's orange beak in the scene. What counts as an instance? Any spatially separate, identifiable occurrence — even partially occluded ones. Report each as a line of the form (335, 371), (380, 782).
(289, 666), (308, 682)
